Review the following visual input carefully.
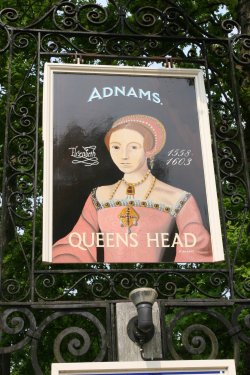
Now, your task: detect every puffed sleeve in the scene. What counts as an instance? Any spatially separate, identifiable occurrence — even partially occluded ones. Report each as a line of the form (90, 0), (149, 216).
(175, 195), (213, 262)
(52, 194), (99, 263)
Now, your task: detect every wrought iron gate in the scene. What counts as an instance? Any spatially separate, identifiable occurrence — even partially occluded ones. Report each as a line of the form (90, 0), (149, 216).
(0, 1), (250, 374)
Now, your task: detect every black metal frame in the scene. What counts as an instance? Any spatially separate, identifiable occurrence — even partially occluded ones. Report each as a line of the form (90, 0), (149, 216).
(0, 1), (250, 373)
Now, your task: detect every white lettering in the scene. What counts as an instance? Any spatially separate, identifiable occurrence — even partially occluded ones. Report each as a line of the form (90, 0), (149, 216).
(105, 232), (115, 247)
(129, 232), (138, 247)
(171, 233), (184, 247)
(87, 86), (163, 104)
(68, 145), (99, 167)
(87, 87), (102, 102)
(116, 233), (129, 247)
(96, 232), (105, 247)
(152, 92), (161, 103)
(126, 87), (138, 98)
(103, 87), (113, 98)
(68, 232), (87, 251)
(114, 86), (126, 96)
(68, 232), (196, 249)
(147, 233), (160, 247)
(184, 233), (197, 247)
(138, 89), (150, 100)
(160, 233), (170, 247)
(81, 233), (95, 248)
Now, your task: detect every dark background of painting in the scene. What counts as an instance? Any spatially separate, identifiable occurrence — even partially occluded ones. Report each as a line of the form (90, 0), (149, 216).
(52, 71), (209, 255)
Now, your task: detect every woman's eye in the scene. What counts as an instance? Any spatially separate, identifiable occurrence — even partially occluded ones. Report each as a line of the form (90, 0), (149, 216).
(131, 145), (138, 150)
(111, 145), (120, 150)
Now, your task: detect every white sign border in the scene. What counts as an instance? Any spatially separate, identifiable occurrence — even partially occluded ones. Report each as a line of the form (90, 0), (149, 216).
(43, 63), (224, 263)
(51, 359), (236, 375)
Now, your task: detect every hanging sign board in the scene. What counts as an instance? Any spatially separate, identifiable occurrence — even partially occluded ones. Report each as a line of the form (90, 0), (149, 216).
(51, 360), (236, 375)
(43, 63), (224, 264)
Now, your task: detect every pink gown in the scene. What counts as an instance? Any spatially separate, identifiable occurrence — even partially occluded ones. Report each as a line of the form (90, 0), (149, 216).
(53, 189), (212, 263)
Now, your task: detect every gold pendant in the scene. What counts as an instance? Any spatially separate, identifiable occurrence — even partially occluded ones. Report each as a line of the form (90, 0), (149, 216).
(126, 184), (135, 197)
(118, 206), (139, 233)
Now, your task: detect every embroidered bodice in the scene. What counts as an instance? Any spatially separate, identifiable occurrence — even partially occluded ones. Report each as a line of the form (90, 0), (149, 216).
(52, 188), (213, 263)
(91, 188), (191, 217)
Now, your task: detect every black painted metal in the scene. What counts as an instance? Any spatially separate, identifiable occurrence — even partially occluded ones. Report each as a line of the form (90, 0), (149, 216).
(0, 1), (250, 373)
(127, 315), (155, 346)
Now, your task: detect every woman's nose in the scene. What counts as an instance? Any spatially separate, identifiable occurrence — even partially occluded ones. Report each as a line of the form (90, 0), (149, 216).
(122, 146), (129, 159)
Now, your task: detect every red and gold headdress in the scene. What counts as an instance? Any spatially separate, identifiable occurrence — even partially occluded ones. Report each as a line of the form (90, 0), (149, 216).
(105, 114), (166, 157)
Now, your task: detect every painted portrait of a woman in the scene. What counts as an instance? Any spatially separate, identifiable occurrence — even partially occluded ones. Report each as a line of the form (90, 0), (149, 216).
(52, 114), (212, 263)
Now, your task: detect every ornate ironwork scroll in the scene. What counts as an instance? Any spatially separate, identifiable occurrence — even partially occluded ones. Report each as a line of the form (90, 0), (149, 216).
(0, 0), (249, 374)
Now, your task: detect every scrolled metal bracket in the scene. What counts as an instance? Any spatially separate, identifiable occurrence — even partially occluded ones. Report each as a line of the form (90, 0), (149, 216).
(164, 55), (174, 68)
(74, 52), (85, 64)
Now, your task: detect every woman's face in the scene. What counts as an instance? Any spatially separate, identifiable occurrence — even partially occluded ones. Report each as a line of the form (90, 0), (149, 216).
(109, 128), (147, 174)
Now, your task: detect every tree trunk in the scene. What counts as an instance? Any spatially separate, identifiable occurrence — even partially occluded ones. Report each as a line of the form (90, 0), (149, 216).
(0, 353), (10, 375)
(238, 0), (250, 35)
(237, 0), (250, 163)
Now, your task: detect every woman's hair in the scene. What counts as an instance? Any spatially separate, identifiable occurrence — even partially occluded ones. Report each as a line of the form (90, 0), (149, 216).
(104, 122), (155, 152)
(104, 114), (166, 156)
